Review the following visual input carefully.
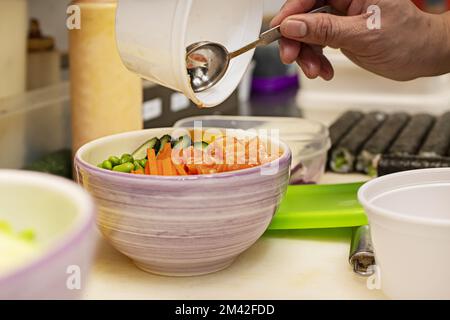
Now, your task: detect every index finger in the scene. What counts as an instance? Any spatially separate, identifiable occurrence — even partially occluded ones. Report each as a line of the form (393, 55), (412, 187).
(270, 0), (316, 27)
(270, 0), (354, 27)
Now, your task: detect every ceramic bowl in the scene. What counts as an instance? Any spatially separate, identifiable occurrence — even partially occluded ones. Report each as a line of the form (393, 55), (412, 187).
(0, 170), (96, 299)
(75, 128), (291, 276)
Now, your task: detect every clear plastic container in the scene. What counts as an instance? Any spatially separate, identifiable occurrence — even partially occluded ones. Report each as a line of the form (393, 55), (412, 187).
(0, 83), (71, 169)
(174, 115), (331, 184)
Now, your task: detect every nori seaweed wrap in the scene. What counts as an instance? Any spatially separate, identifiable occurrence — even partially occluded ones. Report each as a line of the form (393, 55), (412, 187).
(356, 112), (410, 175)
(330, 112), (387, 173)
(377, 154), (450, 176)
(419, 111), (450, 157)
(329, 110), (364, 146)
(388, 113), (435, 156)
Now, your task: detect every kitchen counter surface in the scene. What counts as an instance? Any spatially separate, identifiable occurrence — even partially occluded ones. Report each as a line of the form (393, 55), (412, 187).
(84, 104), (386, 300)
(85, 172), (384, 300)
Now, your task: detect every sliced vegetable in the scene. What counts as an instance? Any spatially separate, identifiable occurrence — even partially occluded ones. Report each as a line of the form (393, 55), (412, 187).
(156, 160), (164, 175)
(158, 135), (172, 155)
(174, 164), (188, 176)
(162, 158), (177, 175)
(158, 143), (173, 160)
(172, 135), (192, 149)
(98, 131), (280, 176)
(132, 168), (145, 175)
(133, 160), (143, 170)
(147, 148), (158, 175)
(132, 137), (160, 160)
(139, 159), (147, 168)
(194, 141), (209, 150)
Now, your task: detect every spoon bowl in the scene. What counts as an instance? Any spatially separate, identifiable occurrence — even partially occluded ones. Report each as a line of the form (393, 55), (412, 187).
(186, 5), (334, 93)
(186, 42), (230, 93)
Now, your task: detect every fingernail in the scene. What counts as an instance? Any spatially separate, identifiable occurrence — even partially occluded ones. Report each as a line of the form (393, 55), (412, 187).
(285, 20), (308, 38)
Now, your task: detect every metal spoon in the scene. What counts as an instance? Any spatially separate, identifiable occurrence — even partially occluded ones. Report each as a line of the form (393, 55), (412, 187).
(186, 5), (333, 93)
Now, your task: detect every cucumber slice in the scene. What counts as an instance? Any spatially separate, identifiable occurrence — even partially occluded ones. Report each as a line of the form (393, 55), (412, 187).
(194, 141), (209, 150)
(132, 137), (160, 160)
(157, 135), (172, 154)
(173, 135), (192, 149)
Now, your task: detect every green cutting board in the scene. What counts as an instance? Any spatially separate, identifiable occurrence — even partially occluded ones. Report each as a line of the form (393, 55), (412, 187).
(269, 182), (368, 230)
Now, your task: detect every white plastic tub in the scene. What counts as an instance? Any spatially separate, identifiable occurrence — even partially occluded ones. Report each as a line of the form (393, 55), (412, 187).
(116, 0), (263, 108)
(358, 168), (450, 299)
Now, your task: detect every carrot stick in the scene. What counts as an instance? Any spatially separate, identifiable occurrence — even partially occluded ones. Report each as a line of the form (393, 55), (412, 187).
(145, 161), (150, 175)
(158, 143), (172, 160)
(133, 168), (145, 175)
(174, 164), (188, 176)
(157, 160), (164, 175)
(162, 158), (177, 176)
(147, 148), (158, 175)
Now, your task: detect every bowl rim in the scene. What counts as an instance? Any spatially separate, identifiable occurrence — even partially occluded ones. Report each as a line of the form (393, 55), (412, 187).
(75, 127), (292, 181)
(358, 168), (450, 227)
(0, 170), (96, 284)
(173, 115), (330, 143)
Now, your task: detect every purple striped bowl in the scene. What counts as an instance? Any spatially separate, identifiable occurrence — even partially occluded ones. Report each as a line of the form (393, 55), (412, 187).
(75, 128), (291, 276)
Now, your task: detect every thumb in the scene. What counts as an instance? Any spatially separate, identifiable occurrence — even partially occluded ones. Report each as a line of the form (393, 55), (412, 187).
(279, 13), (370, 49)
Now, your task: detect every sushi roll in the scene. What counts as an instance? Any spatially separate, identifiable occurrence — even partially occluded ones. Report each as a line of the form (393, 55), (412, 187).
(329, 111), (364, 146)
(356, 112), (410, 176)
(330, 112), (387, 173)
(377, 154), (450, 176)
(388, 113), (435, 156)
(419, 111), (450, 157)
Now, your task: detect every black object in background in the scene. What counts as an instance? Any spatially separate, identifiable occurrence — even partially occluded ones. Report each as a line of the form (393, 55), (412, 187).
(419, 111), (450, 157)
(330, 112), (387, 173)
(356, 112), (410, 174)
(24, 149), (72, 179)
(388, 113), (435, 156)
(378, 154), (450, 176)
(329, 110), (364, 147)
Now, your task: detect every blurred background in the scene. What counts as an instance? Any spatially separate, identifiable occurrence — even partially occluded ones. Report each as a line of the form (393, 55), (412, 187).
(1, 0), (449, 170)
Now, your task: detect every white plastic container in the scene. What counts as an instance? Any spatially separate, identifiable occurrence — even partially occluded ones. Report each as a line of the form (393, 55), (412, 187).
(115, 0), (263, 108)
(174, 115), (331, 184)
(358, 168), (450, 299)
(298, 48), (450, 114)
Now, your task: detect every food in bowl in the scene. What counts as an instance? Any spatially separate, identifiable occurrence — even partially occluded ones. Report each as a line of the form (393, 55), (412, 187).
(96, 130), (282, 176)
(0, 221), (39, 276)
(75, 128), (291, 276)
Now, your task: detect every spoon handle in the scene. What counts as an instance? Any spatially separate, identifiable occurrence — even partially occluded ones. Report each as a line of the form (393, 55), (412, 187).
(229, 5), (334, 59)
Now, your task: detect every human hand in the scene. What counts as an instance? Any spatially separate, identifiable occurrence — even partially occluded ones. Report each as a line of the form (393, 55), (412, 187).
(271, 0), (450, 81)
